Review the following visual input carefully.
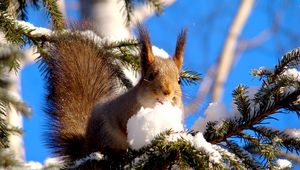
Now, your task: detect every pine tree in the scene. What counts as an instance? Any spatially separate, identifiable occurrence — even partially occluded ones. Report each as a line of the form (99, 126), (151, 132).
(0, 0), (299, 169)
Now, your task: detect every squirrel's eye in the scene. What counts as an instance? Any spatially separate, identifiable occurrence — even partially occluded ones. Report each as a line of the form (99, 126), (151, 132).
(147, 73), (155, 81)
(178, 78), (181, 84)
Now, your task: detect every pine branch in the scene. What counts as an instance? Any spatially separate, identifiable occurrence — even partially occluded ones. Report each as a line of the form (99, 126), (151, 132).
(66, 131), (242, 169)
(205, 48), (300, 144)
(179, 70), (201, 86)
(0, 11), (30, 44)
(0, 43), (24, 73)
(253, 126), (300, 153)
(0, 1), (10, 14)
(237, 132), (278, 168)
(0, 88), (31, 117)
(42, 0), (64, 30)
(0, 149), (20, 167)
(206, 87), (300, 144)
(103, 39), (140, 73)
(124, 0), (164, 24)
(226, 140), (262, 169)
(252, 48), (300, 86)
(232, 85), (251, 119)
(271, 48), (300, 82)
(0, 109), (9, 148)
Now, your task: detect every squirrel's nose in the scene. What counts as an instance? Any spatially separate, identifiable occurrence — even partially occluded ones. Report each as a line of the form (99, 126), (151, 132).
(163, 90), (170, 96)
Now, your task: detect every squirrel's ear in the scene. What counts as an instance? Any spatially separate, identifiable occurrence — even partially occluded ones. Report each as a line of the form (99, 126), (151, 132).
(173, 29), (187, 70)
(138, 24), (154, 75)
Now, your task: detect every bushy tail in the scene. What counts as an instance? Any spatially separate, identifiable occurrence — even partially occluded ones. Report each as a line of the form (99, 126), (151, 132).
(41, 33), (126, 160)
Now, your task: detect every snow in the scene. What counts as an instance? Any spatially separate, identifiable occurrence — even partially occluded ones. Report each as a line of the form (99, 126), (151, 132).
(69, 152), (104, 169)
(192, 102), (238, 133)
(192, 86), (262, 133)
(44, 157), (63, 167)
(91, 0), (131, 41)
(152, 46), (169, 59)
(193, 132), (222, 164)
(284, 128), (300, 138)
(212, 145), (241, 164)
(167, 132), (222, 164)
(17, 20), (51, 36)
(273, 136), (283, 143)
(127, 101), (184, 150)
(0, 32), (7, 44)
(167, 132), (194, 143)
(80, 30), (104, 45)
(254, 66), (273, 75)
(24, 161), (43, 170)
(0, 43), (19, 58)
(127, 102), (223, 163)
(282, 68), (300, 82)
(276, 159), (292, 169)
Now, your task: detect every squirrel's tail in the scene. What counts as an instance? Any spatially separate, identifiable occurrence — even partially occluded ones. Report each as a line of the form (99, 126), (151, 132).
(41, 33), (127, 160)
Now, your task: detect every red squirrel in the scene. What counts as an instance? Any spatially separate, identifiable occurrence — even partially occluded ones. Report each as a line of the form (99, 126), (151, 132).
(43, 26), (187, 161)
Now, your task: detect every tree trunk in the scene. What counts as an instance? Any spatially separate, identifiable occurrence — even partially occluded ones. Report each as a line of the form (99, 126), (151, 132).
(80, 0), (131, 40)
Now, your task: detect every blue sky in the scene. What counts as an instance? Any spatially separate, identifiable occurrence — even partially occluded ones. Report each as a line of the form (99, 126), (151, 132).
(20, 0), (300, 165)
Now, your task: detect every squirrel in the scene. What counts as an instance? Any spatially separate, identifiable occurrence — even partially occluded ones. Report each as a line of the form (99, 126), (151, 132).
(43, 26), (187, 162)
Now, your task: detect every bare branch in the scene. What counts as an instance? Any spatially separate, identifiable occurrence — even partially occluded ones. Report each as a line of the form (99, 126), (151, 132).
(235, 6), (282, 57)
(184, 65), (216, 117)
(212, 0), (255, 102)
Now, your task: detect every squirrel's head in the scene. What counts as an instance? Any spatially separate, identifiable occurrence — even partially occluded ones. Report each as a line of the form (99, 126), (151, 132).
(136, 26), (187, 109)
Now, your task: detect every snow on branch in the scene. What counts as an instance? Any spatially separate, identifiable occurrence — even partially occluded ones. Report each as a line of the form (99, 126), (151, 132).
(276, 159), (292, 169)
(68, 152), (104, 169)
(16, 20), (52, 36)
(285, 128), (300, 139)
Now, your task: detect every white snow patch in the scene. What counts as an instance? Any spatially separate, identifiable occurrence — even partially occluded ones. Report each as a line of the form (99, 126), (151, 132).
(282, 68), (300, 82)
(80, 30), (104, 45)
(0, 32), (7, 44)
(193, 132), (222, 164)
(152, 46), (169, 59)
(255, 66), (273, 75)
(276, 159), (292, 169)
(0, 43), (19, 58)
(126, 102), (225, 164)
(193, 102), (238, 133)
(44, 157), (63, 167)
(284, 128), (300, 138)
(122, 66), (140, 86)
(17, 20), (51, 36)
(24, 161), (43, 170)
(273, 136), (283, 143)
(167, 132), (223, 164)
(69, 152), (104, 169)
(127, 101), (183, 150)
(193, 87), (260, 133)
(167, 132), (194, 143)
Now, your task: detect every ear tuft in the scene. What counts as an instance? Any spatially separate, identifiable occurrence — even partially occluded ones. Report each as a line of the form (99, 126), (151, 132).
(138, 24), (154, 63)
(173, 29), (187, 70)
(137, 24), (154, 76)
